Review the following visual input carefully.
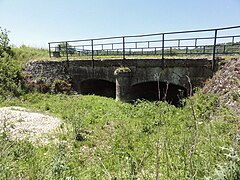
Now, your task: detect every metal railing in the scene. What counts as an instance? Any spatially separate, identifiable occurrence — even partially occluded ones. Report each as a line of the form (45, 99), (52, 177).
(48, 25), (240, 69)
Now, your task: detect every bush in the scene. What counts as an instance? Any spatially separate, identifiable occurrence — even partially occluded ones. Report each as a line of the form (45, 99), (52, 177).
(208, 147), (240, 180)
(0, 55), (24, 98)
(0, 27), (13, 58)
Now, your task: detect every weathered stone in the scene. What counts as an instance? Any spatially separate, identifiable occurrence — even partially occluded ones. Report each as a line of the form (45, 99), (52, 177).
(114, 67), (132, 102)
(23, 59), (213, 102)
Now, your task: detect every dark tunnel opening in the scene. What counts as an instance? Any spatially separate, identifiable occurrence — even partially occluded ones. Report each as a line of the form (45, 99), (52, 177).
(131, 81), (187, 106)
(80, 79), (116, 98)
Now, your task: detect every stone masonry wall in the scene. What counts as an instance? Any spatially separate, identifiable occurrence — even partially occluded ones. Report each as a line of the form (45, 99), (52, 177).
(23, 59), (213, 98)
(23, 60), (70, 83)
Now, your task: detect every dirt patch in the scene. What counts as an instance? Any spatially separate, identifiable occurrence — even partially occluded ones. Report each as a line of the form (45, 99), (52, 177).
(0, 106), (61, 143)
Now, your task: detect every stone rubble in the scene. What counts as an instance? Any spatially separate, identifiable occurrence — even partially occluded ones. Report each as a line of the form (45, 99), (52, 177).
(202, 58), (240, 115)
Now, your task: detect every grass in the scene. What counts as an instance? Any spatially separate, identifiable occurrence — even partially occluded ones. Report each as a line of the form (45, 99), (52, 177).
(12, 45), (49, 65)
(0, 45), (239, 179)
(0, 92), (239, 179)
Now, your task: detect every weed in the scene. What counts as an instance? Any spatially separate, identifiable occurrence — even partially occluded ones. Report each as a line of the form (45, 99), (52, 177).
(0, 93), (238, 179)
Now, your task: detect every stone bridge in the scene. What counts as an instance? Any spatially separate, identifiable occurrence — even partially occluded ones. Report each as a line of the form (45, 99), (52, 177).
(24, 59), (213, 105)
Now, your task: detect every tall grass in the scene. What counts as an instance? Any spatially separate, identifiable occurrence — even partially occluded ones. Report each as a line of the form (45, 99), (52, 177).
(0, 93), (239, 179)
(12, 45), (49, 64)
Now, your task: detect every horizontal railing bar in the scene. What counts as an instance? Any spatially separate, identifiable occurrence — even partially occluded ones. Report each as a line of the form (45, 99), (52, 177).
(51, 43), (239, 50)
(125, 34), (240, 45)
(93, 42), (123, 46)
(59, 35), (240, 49)
(49, 25), (240, 44)
(54, 44), (238, 52)
(56, 44), (237, 53)
(123, 25), (240, 38)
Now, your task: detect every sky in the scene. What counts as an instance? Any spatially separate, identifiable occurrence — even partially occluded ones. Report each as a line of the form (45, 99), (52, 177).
(0, 0), (240, 48)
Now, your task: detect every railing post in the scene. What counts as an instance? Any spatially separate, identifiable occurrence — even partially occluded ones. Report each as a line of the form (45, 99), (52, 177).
(91, 39), (94, 68)
(162, 34), (165, 60)
(65, 42), (69, 67)
(123, 37), (125, 60)
(203, 46), (206, 54)
(223, 45), (226, 54)
(48, 43), (51, 58)
(212, 29), (218, 71)
(195, 38), (197, 48)
(178, 40), (180, 49)
(161, 34), (165, 67)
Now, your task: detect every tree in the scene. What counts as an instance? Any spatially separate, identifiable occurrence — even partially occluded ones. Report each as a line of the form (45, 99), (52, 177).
(0, 27), (13, 57)
(0, 27), (23, 98)
(57, 42), (76, 56)
(0, 55), (23, 98)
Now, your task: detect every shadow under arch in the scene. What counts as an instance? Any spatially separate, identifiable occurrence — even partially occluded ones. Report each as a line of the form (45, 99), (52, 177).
(131, 81), (187, 106)
(80, 79), (116, 98)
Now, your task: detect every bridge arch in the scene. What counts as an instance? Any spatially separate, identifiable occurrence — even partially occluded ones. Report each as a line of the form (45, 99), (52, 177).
(131, 81), (187, 105)
(79, 79), (116, 98)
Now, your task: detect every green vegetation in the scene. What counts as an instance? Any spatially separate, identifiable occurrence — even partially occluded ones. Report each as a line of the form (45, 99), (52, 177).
(0, 28), (49, 99)
(0, 28), (24, 99)
(0, 27), (239, 179)
(0, 93), (239, 179)
(12, 45), (49, 63)
(0, 55), (24, 99)
(0, 27), (12, 58)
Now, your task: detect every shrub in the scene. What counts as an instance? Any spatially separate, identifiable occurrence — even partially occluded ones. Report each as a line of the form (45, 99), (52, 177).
(0, 27), (13, 58)
(0, 55), (24, 98)
(208, 147), (240, 180)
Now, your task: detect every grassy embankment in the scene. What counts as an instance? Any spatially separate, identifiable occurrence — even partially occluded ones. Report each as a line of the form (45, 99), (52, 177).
(12, 45), (49, 64)
(0, 46), (239, 179)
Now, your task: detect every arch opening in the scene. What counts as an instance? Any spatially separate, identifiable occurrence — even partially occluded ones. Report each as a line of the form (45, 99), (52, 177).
(131, 81), (187, 106)
(80, 79), (116, 98)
